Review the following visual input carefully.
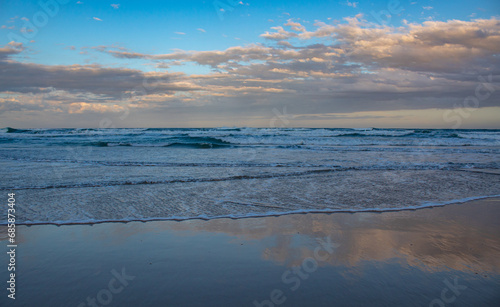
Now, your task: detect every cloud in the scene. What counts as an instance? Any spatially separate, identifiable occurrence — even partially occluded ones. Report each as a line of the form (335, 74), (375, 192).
(100, 17), (500, 78)
(284, 19), (307, 32)
(423, 6), (433, 10)
(260, 26), (297, 40)
(197, 28), (206, 33)
(6, 16), (18, 23)
(68, 102), (127, 114)
(111, 4), (120, 9)
(0, 48), (185, 98)
(257, 17), (500, 72)
(93, 17), (102, 21)
(1, 17), (500, 127)
(175, 32), (186, 35)
(346, 1), (358, 8)
(0, 41), (25, 59)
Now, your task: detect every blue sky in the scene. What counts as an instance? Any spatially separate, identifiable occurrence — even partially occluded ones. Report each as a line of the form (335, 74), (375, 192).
(1, 0), (497, 67)
(0, 0), (499, 128)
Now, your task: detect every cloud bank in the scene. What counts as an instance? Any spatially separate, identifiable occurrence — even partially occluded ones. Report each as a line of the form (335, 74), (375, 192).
(1, 16), (499, 127)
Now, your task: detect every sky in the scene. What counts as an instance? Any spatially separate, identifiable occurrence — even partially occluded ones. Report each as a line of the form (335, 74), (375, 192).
(0, 0), (499, 128)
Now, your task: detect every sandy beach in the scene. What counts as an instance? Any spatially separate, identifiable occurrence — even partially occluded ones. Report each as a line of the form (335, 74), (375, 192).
(1, 197), (499, 306)
(1, 0), (500, 305)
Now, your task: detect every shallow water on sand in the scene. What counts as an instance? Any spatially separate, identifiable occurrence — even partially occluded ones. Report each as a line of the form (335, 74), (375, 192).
(0, 198), (499, 306)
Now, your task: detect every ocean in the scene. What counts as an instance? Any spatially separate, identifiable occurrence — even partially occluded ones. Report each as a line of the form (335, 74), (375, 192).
(1, 127), (499, 225)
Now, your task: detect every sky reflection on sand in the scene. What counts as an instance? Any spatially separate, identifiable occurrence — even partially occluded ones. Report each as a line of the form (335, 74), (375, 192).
(5, 198), (497, 274)
(1, 198), (499, 306)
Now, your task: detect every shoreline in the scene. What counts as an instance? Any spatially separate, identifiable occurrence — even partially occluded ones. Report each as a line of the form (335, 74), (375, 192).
(9, 194), (500, 226)
(2, 196), (499, 306)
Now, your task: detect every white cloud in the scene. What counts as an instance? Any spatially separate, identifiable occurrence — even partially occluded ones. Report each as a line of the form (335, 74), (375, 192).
(93, 17), (102, 21)
(284, 19), (307, 32)
(346, 1), (358, 8)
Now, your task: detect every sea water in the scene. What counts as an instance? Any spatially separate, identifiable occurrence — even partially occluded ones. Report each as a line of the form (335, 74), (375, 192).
(1, 127), (499, 224)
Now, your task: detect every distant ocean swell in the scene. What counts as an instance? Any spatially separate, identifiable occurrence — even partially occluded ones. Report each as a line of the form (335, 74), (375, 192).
(2, 127), (500, 148)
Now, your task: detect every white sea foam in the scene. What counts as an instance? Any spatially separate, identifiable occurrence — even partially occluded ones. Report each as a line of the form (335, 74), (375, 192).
(12, 194), (500, 226)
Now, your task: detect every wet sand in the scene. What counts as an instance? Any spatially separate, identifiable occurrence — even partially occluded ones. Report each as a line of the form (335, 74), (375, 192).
(1, 198), (499, 306)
